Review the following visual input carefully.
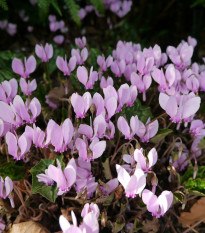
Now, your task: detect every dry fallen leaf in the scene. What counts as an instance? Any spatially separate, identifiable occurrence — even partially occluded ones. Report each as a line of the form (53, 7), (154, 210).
(142, 218), (159, 233)
(9, 220), (50, 233)
(178, 197), (205, 227)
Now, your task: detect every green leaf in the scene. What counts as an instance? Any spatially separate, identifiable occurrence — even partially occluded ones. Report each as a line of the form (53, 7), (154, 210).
(88, 48), (102, 70)
(174, 192), (184, 203)
(51, 0), (62, 16)
(117, 99), (152, 124)
(113, 219), (125, 233)
(96, 192), (114, 206)
(150, 129), (173, 144)
(30, 159), (58, 202)
(184, 178), (205, 195)
(102, 158), (112, 180)
(197, 137), (205, 149)
(0, 162), (25, 181)
(90, 0), (105, 15)
(64, 0), (81, 26)
(181, 166), (205, 184)
(0, 0), (8, 10)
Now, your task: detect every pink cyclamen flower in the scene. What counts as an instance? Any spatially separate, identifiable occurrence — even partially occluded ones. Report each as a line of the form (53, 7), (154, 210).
(37, 169), (54, 186)
(134, 148), (158, 171)
(25, 124), (46, 148)
(59, 209), (99, 233)
(117, 115), (139, 139)
(0, 119), (11, 138)
(53, 35), (64, 44)
(77, 66), (98, 89)
(71, 48), (88, 65)
(71, 92), (92, 118)
(46, 158), (76, 195)
(117, 84), (138, 110)
(111, 60), (126, 77)
(100, 178), (119, 196)
(44, 118), (74, 152)
(0, 176), (13, 199)
(97, 55), (113, 71)
(159, 92), (201, 123)
(20, 78), (37, 95)
(75, 36), (86, 49)
(152, 64), (176, 91)
(56, 56), (76, 76)
(6, 131), (31, 160)
(142, 189), (173, 218)
(75, 137), (106, 161)
(81, 203), (99, 218)
(131, 72), (152, 101)
(12, 55), (36, 78)
(136, 118), (159, 142)
(0, 78), (18, 104)
(0, 176), (14, 208)
(35, 43), (53, 62)
(116, 164), (146, 198)
(190, 119), (205, 137)
(100, 76), (114, 89)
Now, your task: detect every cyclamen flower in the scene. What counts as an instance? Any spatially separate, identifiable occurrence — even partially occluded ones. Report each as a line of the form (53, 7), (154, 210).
(77, 66), (98, 89)
(75, 157), (98, 198)
(56, 56), (76, 76)
(81, 203), (99, 218)
(0, 176), (14, 208)
(159, 92), (201, 124)
(44, 118), (74, 152)
(20, 78), (37, 95)
(71, 48), (88, 65)
(37, 169), (54, 186)
(117, 115), (139, 139)
(100, 178), (119, 196)
(75, 36), (86, 49)
(25, 124), (46, 148)
(6, 131), (31, 160)
(53, 35), (64, 44)
(111, 60), (126, 77)
(117, 84), (138, 110)
(0, 78), (18, 104)
(100, 76), (114, 89)
(131, 72), (151, 101)
(35, 43), (53, 62)
(75, 137), (106, 161)
(97, 55), (113, 71)
(116, 165), (146, 198)
(166, 42), (193, 70)
(190, 119), (205, 137)
(142, 189), (173, 218)
(45, 159), (76, 196)
(152, 64), (176, 91)
(0, 119), (11, 138)
(59, 209), (99, 233)
(136, 118), (159, 142)
(134, 148), (158, 171)
(12, 55), (36, 78)
(71, 92), (92, 118)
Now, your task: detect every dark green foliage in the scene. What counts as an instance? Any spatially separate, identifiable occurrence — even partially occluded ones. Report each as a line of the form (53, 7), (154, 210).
(117, 99), (153, 124)
(0, 162), (25, 181)
(64, 0), (81, 26)
(150, 129), (173, 144)
(0, 0), (8, 10)
(90, 0), (105, 15)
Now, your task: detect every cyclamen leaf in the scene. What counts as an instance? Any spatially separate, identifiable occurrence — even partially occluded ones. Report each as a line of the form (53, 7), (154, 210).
(30, 159), (58, 202)
(150, 129), (173, 144)
(117, 99), (152, 124)
(0, 161), (25, 180)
